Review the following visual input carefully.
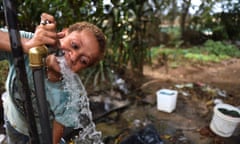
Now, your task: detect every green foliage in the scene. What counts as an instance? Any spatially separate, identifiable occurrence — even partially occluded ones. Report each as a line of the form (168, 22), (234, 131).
(0, 61), (8, 94)
(94, 0), (167, 77)
(0, 0), (104, 31)
(184, 53), (228, 62)
(151, 40), (240, 66)
(161, 26), (183, 47)
(202, 40), (240, 57)
(79, 61), (114, 91)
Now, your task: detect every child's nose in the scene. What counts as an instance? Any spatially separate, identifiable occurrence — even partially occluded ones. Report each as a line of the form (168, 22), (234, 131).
(70, 53), (78, 65)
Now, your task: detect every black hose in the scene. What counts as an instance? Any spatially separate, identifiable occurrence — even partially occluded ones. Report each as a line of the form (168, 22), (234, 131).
(2, 0), (40, 143)
(32, 68), (52, 144)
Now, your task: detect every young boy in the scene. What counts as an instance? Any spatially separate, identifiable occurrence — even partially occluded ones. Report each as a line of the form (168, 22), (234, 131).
(0, 13), (106, 144)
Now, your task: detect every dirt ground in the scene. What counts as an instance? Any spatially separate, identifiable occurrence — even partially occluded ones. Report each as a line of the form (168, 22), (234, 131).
(95, 58), (240, 144)
(140, 58), (240, 144)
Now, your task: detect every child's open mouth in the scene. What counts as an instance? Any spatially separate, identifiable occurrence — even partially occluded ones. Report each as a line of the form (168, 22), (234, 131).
(55, 49), (65, 57)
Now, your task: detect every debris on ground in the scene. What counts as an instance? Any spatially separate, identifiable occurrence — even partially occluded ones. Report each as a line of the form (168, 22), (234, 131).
(120, 124), (164, 144)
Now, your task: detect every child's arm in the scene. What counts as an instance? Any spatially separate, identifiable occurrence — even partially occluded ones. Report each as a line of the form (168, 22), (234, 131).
(52, 120), (64, 144)
(0, 30), (31, 52)
(0, 29), (49, 53)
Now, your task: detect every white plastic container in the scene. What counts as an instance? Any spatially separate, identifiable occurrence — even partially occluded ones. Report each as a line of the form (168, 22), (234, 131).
(210, 103), (240, 137)
(156, 89), (178, 113)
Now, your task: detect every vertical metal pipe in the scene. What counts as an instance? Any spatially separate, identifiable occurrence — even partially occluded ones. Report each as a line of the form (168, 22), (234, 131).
(2, 0), (40, 143)
(29, 46), (52, 144)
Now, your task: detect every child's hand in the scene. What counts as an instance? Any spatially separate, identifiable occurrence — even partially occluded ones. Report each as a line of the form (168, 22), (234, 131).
(23, 13), (64, 53)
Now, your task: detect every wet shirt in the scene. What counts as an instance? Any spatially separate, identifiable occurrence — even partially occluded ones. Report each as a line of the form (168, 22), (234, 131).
(0, 28), (80, 135)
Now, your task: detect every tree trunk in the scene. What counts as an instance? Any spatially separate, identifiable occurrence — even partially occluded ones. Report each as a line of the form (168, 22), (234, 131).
(180, 0), (191, 40)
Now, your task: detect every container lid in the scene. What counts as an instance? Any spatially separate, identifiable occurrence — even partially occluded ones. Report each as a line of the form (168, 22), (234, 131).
(156, 89), (178, 95)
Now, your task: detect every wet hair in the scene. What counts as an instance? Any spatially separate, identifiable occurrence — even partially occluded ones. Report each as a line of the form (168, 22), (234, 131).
(68, 22), (106, 61)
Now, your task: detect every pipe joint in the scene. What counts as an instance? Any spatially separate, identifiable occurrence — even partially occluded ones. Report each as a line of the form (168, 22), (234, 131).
(29, 45), (48, 68)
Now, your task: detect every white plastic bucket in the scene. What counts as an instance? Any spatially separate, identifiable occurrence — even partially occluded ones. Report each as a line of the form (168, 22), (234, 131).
(156, 89), (178, 113)
(210, 103), (240, 137)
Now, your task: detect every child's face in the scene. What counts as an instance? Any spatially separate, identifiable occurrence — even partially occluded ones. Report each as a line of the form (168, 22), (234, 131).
(59, 29), (101, 72)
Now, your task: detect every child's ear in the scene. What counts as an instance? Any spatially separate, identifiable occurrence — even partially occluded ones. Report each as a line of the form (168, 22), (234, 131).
(61, 28), (68, 33)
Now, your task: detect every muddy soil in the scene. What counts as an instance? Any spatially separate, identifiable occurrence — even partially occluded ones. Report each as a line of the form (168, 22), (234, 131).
(95, 58), (240, 144)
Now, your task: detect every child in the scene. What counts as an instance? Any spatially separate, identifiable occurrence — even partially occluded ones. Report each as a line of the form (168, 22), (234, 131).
(0, 13), (106, 144)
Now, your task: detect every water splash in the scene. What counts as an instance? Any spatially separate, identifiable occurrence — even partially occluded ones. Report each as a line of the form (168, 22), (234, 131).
(56, 56), (103, 144)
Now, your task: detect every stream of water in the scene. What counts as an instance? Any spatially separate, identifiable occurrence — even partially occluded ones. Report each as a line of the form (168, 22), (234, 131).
(56, 56), (103, 144)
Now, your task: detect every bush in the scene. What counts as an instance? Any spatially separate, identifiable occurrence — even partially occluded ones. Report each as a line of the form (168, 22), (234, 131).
(202, 40), (240, 57)
(0, 61), (8, 94)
